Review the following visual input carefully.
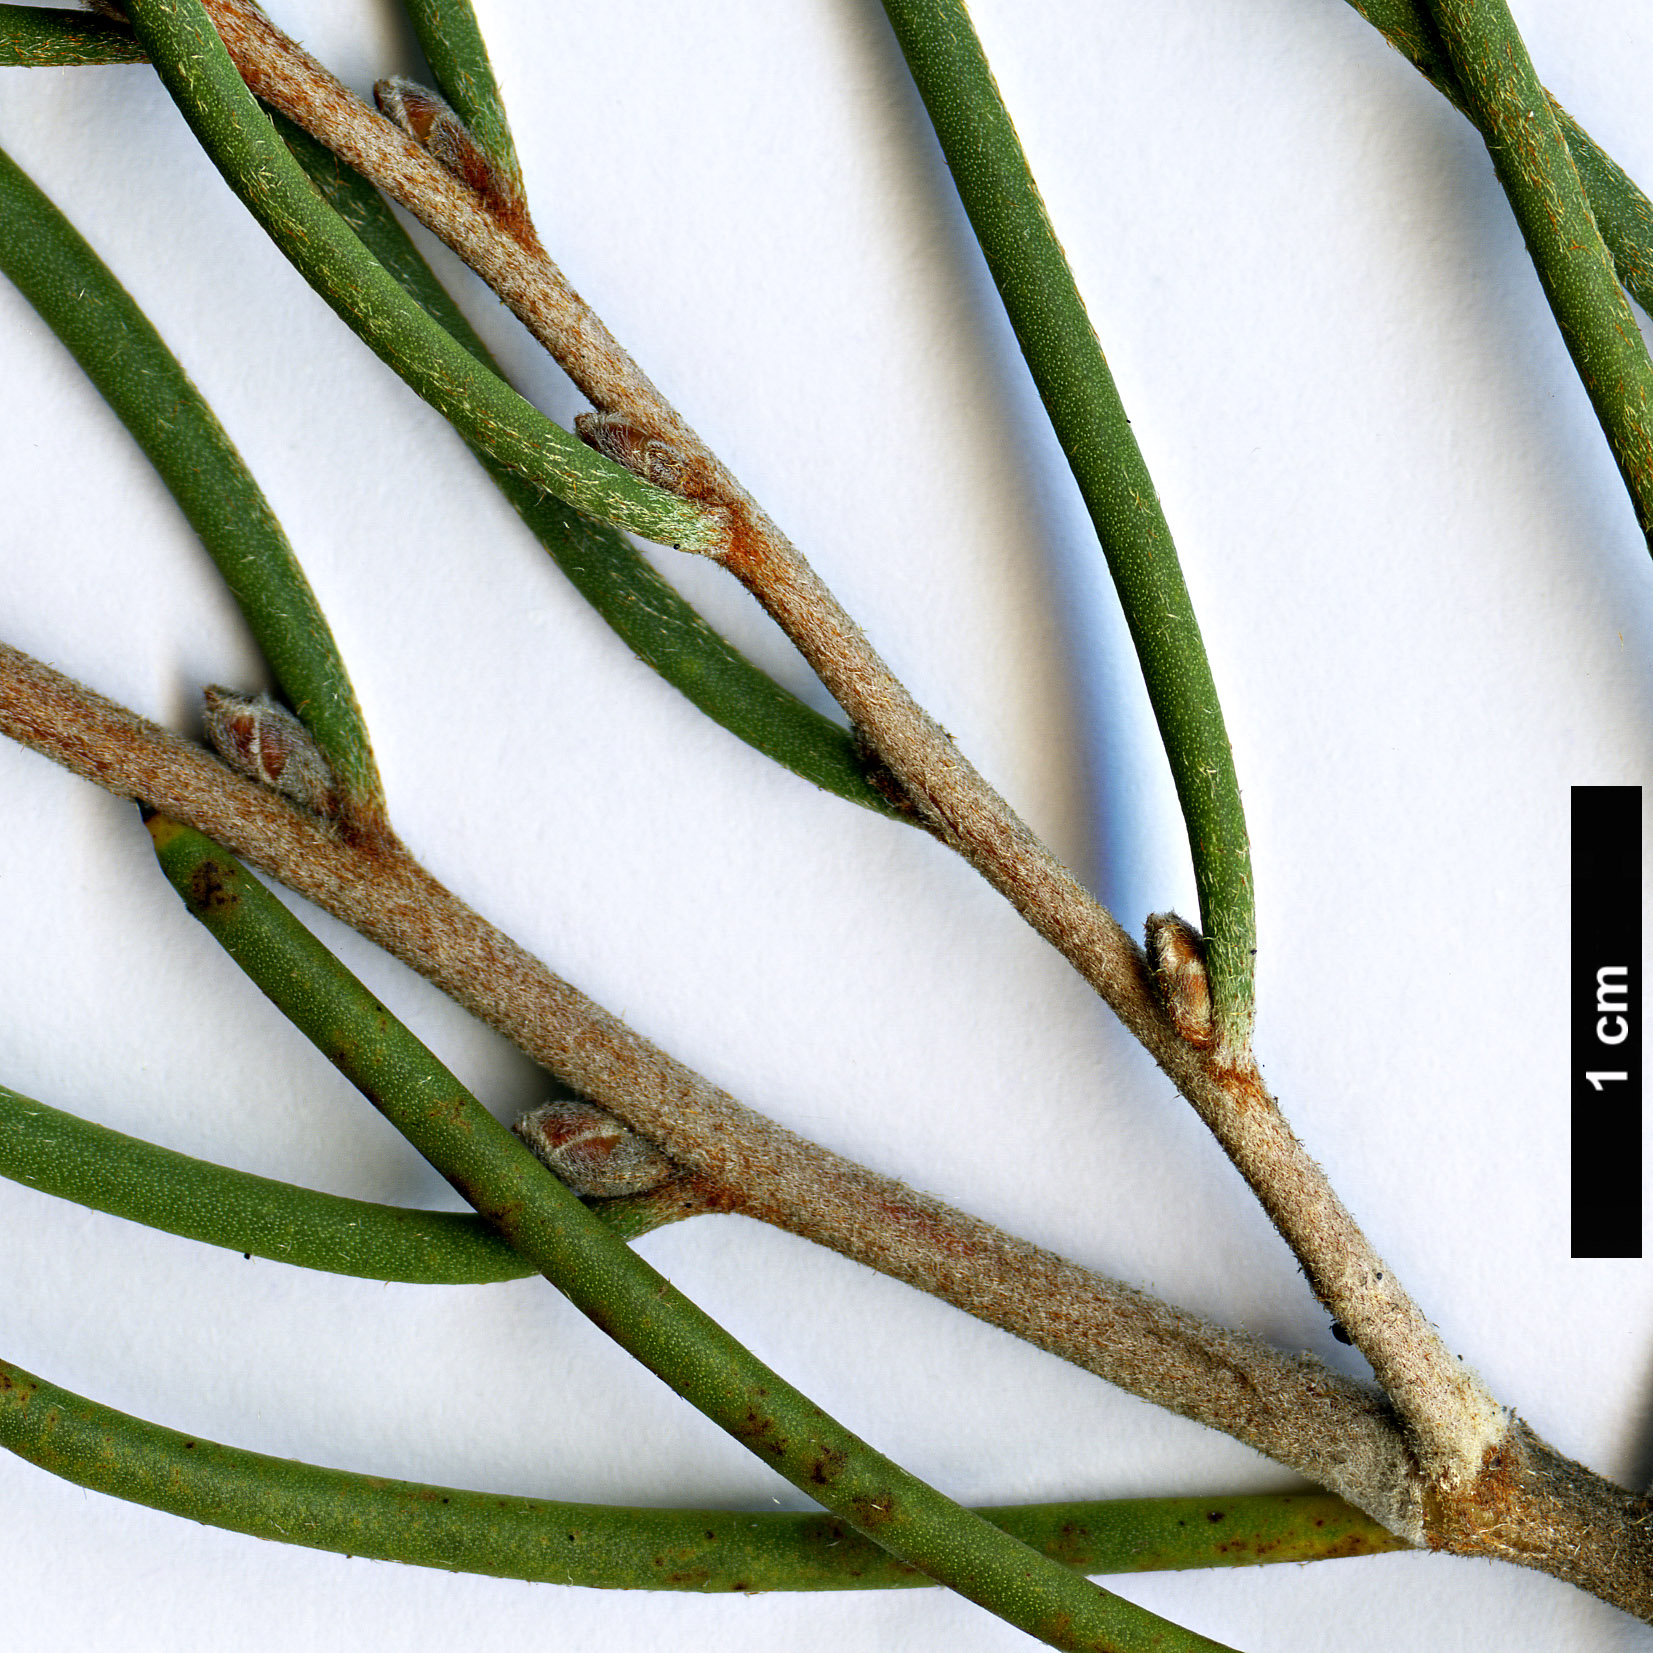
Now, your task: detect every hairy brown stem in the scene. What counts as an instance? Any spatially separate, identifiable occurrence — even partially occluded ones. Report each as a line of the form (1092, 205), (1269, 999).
(197, 0), (679, 435)
(13, 645), (1653, 1617)
(183, 0), (1508, 1493)
(1430, 1426), (1653, 1622)
(0, 638), (1418, 1532)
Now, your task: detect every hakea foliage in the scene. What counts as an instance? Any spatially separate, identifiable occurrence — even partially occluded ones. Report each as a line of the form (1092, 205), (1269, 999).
(6, 0), (1653, 1640)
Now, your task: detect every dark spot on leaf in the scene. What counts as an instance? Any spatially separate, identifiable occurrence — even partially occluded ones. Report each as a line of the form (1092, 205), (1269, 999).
(807, 1446), (848, 1486)
(1047, 1522), (1092, 1566)
(735, 1408), (788, 1458)
(848, 1494), (896, 1530)
(188, 859), (240, 917)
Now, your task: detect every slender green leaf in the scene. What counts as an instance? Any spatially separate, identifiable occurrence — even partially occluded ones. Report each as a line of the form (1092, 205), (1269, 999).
(275, 118), (897, 815)
(0, 1081), (674, 1282)
(0, 1354), (1402, 1590)
(1346, 0), (1653, 313)
(0, 143), (384, 820)
(148, 812), (1235, 1653)
(877, 0), (1255, 1045)
(1420, 0), (1653, 551)
(0, 4), (142, 65)
(1556, 104), (1653, 315)
(122, 0), (720, 554)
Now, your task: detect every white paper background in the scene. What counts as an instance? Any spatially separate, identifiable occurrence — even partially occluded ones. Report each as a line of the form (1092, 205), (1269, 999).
(1, 1), (1651, 1647)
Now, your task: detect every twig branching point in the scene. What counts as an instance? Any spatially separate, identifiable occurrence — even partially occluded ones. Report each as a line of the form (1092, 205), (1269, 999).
(0, 638), (1423, 1535)
(22, 0), (1515, 1536)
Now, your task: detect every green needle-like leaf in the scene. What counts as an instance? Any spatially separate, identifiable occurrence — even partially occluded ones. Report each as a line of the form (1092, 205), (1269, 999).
(147, 812), (1235, 1653)
(0, 1355), (1401, 1590)
(0, 1081), (692, 1280)
(1345, 0), (1653, 314)
(121, 0), (720, 555)
(0, 1082), (522, 1282)
(0, 4), (143, 65)
(1419, 0), (1653, 552)
(0, 144), (385, 822)
(877, 0), (1256, 1046)
(275, 118), (897, 815)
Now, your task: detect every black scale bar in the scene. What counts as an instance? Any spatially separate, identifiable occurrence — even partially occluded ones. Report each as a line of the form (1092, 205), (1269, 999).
(1572, 785), (1642, 1258)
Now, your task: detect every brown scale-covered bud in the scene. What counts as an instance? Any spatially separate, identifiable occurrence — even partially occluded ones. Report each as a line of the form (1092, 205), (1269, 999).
(1145, 911), (1215, 1049)
(574, 412), (724, 504)
(374, 77), (522, 220)
(201, 687), (338, 818)
(513, 1100), (678, 1198)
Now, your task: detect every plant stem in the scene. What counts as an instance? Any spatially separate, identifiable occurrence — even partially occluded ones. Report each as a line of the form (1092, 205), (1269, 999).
(0, 1082), (708, 1281)
(156, 2), (1497, 1454)
(146, 814), (1234, 1653)
(0, 637), (1432, 1535)
(9, 0), (1653, 1619)
(877, 0), (1254, 1048)
(119, 0), (721, 556)
(0, 142), (385, 828)
(273, 117), (901, 817)
(0, 0), (1526, 1536)
(92, 4), (1631, 1492)
(0, 1352), (1402, 1589)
